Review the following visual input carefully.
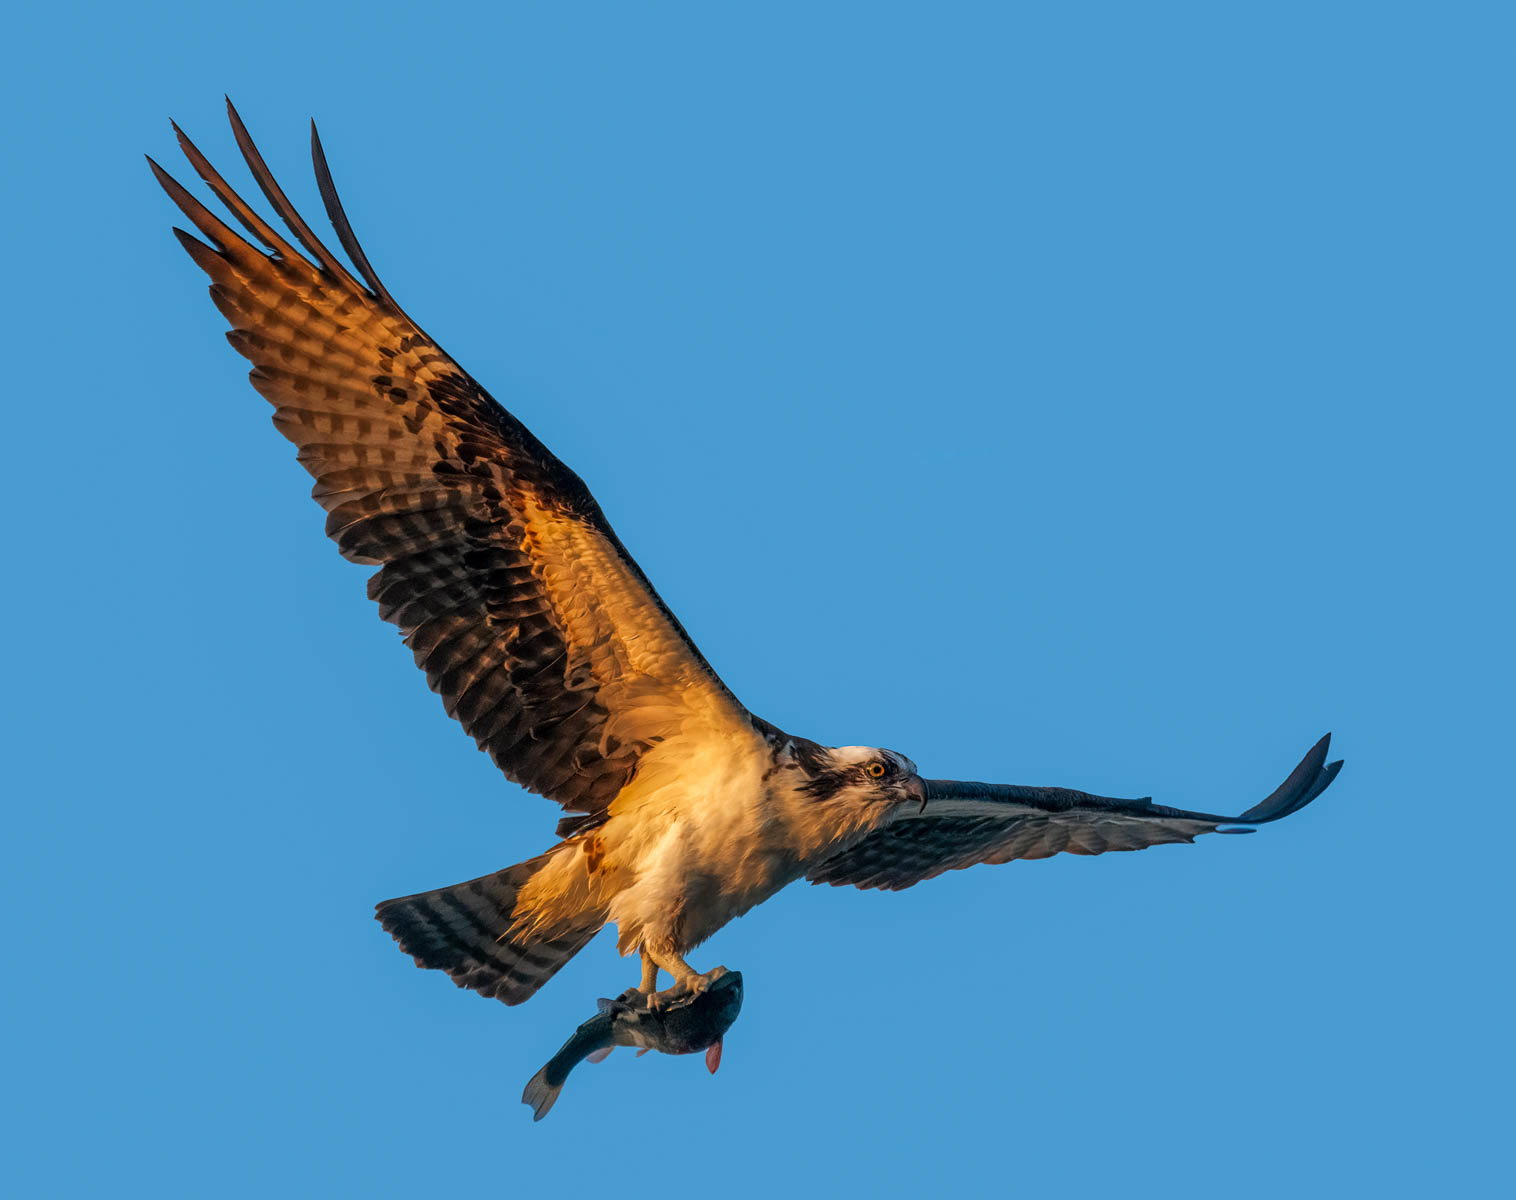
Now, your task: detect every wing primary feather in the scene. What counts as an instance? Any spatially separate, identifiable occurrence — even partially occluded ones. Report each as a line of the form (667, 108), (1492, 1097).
(1233, 734), (1333, 824)
(171, 120), (300, 262)
(171, 226), (225, 274)
(1226, 762), (1336, 831)
(309, 119), (417, 326)
(146, 155), (257, 262)
(223, 96), (366, 293)
(1260, 756), (1342, 824)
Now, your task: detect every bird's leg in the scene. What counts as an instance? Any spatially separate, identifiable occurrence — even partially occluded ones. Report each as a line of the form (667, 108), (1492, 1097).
(638, 949), (660, 996)
(644, 944), (729, 1008)
(618, 949), (662, 1008)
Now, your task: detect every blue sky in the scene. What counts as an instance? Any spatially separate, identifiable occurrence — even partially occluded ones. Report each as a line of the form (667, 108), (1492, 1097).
(5, 3), (1511, 1196)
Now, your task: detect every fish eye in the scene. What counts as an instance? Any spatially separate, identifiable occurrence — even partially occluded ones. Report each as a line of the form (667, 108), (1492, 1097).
(866, 762), (886, 779)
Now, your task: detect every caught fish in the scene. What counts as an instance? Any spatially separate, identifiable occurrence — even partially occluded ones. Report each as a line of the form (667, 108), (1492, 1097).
(522, 971), (744, 1120)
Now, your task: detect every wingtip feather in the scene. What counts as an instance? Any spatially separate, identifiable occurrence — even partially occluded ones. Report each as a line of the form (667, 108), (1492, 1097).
(224, 98), (363, 290)
(144, 153), (173, 186)
(308, 116), (412, 320)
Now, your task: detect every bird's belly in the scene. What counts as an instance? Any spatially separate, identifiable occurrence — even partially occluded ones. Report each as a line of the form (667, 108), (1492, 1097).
(604, 780), (807, 954)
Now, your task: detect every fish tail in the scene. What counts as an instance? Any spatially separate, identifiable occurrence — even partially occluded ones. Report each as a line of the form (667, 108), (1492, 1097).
(521, 1066), (564, 1122)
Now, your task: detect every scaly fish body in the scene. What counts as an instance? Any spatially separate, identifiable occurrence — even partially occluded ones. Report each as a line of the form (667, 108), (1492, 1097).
(522, 972), (744, 1120)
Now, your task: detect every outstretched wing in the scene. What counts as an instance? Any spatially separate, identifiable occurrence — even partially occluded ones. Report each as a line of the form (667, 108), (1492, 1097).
(151, 102), (752, 822)
(808, 734), (1341, 891)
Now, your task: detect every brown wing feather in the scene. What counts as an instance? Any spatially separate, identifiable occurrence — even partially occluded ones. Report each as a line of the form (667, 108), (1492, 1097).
(151, 104), (749, 820)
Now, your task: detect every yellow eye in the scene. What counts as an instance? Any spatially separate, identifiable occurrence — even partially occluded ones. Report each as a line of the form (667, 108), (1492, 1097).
(866, 762), (886, 779)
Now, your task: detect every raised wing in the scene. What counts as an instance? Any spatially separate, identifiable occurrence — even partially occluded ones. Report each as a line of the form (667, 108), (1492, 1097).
(808, 734), (1341, 891)
(151, 102), (752, 822)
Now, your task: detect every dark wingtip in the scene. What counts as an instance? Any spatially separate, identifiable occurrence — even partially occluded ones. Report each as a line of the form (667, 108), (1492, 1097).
(170, 225), (209, 251)
(1309, 758), (1345, 801)
(1232, 733), (1340, 826)
(147, 159), (219, 249)
(224, 96), (248, 140)
(307, 119), (414, 323)
(170, 119), (200, 159)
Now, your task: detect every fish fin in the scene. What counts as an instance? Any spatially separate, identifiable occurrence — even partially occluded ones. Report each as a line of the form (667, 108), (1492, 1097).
(521, 1066), (563, 1122)
(585, 1046), (614, 1064)
(595, 998), (614, 1015)
(635, 1047), (651, 1058)
(706, 1038), (723, 1074)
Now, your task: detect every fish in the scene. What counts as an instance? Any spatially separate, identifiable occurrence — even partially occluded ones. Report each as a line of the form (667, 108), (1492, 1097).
(522, 971), (744, 1120)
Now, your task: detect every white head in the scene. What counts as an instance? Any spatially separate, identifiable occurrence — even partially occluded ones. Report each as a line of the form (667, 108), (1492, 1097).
(794, 744), (927, 810)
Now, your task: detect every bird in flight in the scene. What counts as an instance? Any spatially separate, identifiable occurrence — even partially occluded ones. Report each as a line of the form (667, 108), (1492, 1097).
(151, 102), (1342, 1011)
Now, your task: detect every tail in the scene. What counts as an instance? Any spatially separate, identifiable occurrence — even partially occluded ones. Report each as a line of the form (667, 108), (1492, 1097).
(521, 1065), (565, 1121)
(375, 847), (603, 1006)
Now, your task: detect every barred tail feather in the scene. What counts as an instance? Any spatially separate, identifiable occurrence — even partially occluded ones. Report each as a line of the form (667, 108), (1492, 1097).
(375, 849), (602, 1005)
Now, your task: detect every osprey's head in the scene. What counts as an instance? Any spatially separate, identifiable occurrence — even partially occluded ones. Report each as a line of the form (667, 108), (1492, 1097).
(795, 744), (928, 811)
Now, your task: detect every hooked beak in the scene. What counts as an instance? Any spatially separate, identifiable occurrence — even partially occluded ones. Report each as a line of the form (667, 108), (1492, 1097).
(904, 776), (929, 814)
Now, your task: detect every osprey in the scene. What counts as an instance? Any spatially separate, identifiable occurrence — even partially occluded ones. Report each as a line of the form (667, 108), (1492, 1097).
(151, 103), (1342, 1009)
